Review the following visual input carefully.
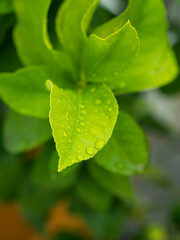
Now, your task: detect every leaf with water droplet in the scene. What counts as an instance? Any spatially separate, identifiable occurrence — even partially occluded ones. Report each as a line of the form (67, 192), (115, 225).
(94, 111), (148, 176)
(93, 0), (178, 93)
(50, 83), (118, 171)
(84, 21), (140, 86)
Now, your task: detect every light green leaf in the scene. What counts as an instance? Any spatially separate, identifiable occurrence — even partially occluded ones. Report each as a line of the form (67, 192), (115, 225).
(0, 0), (13, 14)
(3, 110), (52, 154)
(55, 0), (99, 63)
(0, 65), (71, 118)
(84, 21), (140, 84)
(94, 111), (148, 176)
(50, 83), (118, 172)
(93, 0), (178, 93)
(13, 0), (73, 71)
(88, 162), (133, 200)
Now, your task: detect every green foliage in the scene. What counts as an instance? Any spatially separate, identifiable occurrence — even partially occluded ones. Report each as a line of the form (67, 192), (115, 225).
(93, 0), (178, 93)
(0, 0), (13, 14)
(3, 110), (52, 154)
(0, 0), (178, 174)
(94, 111), (148, 176)
(0, 0), (179, 239)
(88, 162), (133, 200)
(50, 83), (118, 171)
(84, 21), (140, 85)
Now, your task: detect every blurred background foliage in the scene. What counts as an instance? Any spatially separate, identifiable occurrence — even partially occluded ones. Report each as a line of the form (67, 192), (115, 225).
(0, 0), (180, 239)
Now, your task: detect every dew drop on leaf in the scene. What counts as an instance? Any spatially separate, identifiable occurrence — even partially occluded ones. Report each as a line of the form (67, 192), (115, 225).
(95, 140), (105, 150)
(63, 132), (67, 137)
(86, 147), (94, 155)
(77, 128), (81, 133)
(81, 110), (87, 115)
(95, 99), (102, 105)
(77, 155), (84, 161)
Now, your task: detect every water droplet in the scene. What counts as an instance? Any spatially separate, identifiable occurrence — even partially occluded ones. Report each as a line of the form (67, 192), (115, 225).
(45, 79), (52, 91)
(81, 110), (87, 115)
(77, 145), (80, 149)
(68, 139), (72, 143)
(95, 140), (105, 150)
(108, 107), (112, 112)
(107, 100), (111, 105)
(77, 128), (81, 133)
(58, 98), (61, 103)
(95, 99), (102, 105)
(63, 132), (67, 137)
(86, 147), (94, 155)
(67, 125), (70, 129)
(77, 155), (84, 161)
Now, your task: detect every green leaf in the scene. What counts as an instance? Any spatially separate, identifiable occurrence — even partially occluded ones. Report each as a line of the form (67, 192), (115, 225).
(94, 111), (148, 176)
(93, 0), (178, 93)
(88, 162), (133, 200)
(84, 21), (140, 84)
(0, 65), (72, 118)
(75, 175), (113, 212)
(0, 153), (24, 200)
(0, 0), (13, 14)
(13, 0), (73, 71)
(3, 110), (52, 154)
(50, 83), (118, 172)
(31, 150), (80, 191)
(55, 0), (99, 63)
(0, 14), (14, 46)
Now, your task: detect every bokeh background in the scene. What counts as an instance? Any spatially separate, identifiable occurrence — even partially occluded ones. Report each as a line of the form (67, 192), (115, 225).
(0, 0), (180, 239)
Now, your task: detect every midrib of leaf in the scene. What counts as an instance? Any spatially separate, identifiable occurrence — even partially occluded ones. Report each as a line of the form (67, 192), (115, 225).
(60, 89), (82, 165)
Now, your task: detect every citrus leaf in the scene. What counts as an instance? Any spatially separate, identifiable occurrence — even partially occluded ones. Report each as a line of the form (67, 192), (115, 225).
(75, 175), (113, 212)
(3, 111), (52, 154)
(0, 65), (72, 118)
(94, 111), (148, 176)
(13, 0), (73, 70)
(50, 83), (118, 172)
(88, 162), (133, 200)
(0, 0), (13, 14)
(0, 14), (14, 46)
(84, 21), (140, 84)
(93, 0), (178, 93)
(55, 0), (99, 63)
